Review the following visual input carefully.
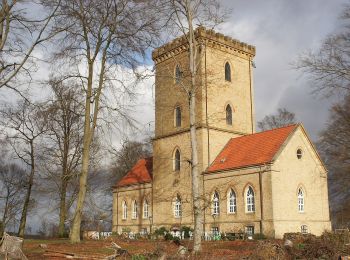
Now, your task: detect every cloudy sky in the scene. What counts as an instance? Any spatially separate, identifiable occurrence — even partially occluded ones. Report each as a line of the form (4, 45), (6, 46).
(216, 0), (348, 140)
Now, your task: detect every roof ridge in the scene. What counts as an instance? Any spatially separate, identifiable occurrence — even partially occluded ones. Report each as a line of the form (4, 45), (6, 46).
(234, 123), (298, 140)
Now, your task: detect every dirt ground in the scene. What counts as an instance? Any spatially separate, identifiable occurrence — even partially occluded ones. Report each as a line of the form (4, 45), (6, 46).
(22, 238), (258, 259)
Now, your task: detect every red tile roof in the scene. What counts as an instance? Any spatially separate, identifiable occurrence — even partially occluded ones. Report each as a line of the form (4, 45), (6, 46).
(115, 157), (153, 187)
(207, 124), (298, 173)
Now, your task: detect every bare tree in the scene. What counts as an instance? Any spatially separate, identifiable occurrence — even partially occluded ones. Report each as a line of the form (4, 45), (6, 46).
(42, 0), (161, 242)
(257, 108), (296, 131)
(0, 162), (26, 231)
(41, 79), (84, 237)
(0, 1), (60, 94)
(0, 100), (48, 237)
(318, 95), (350, 227)
(163, 0), (226, 252)
(296, 4), (350, 97)
(110, 139), (152, 183)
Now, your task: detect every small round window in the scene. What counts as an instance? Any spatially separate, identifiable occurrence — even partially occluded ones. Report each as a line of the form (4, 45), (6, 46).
(297, 149), (303, 159)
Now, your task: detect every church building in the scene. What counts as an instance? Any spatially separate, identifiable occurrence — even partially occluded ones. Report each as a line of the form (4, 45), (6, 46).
(112, 27), (331, 238)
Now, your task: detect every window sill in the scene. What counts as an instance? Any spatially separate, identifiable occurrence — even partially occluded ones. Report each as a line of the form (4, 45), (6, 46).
(227, 212), (236, 215)
(245, 211), (255, 215)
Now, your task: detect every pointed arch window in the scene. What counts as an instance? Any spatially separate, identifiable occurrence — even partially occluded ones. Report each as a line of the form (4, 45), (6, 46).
(212, 191), (220, 215)
(175, 65), (182, 84)
(143, 200), (149, 218)
(174, 149), (181, 171)
(226, 105), (232, 125)
(246, 186), (255, 213)
(132, 200), (138, 219)
(175, 106), (181, 127)
(122, 201), (127, 220)
(228, 189), (236, 213)
(298, 188), (304, 212)
(225, 62), (231, 82)
(174, 195), (182, 218)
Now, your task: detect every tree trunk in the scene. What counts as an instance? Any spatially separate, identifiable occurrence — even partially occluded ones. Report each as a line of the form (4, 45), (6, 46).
(189, 92), (203, 252)
(186, 6), (203, 251)
(58, 178), (68, 237)
(58, 133), (69, 237)
(69, 62), (94, 243)
(18, 142), (35, 237)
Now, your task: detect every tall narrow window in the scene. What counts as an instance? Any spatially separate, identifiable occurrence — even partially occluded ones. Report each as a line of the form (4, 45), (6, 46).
(175, 106), (181, 127)
(122, 201), (127, 220)
(246, 186), (255, 213)
(228, 189), (236, 213)
(175, 65), (182, 84)
(226, 105), (232, 125)
(174, 149), (180, 171)
(132, 200), (138, 219)
(212, 191), (220, 215)
(174, 195), (182, 218)
(143, 200), (149, 219)
(298, 188), (304, 212)
(225, 62), (231, 82)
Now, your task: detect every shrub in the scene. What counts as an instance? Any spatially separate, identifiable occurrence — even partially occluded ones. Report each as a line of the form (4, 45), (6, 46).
(164, 232), (173, 241)
(131, 254), (147, 260)
(153, 227), (168, 237)
(180, 226), (193, 239)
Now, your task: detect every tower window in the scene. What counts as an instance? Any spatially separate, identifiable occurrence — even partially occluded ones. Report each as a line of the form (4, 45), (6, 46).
(212, 191), (220, 215)
(246, 186), (255, 213)
(226, 105), (232, 125)
(174, 149), (181, 171)
(298, 188), (304, 212)
(175, 106), (181, 127)
(225, 62), (231, 82)
(175, 65), (182, 84)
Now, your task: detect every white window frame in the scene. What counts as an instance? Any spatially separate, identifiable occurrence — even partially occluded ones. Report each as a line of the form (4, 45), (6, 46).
(246, 186), (255, 213)
(298, 188), (304, 212)
(174, 196), (182, 218)
(212, 191), (220, 215)
(245, 226), (254, 235)
(132, 200), (138, 219)
(122, 201), (127, 220)
(228, 189), (236, 214)
(143, 200), (149, 219)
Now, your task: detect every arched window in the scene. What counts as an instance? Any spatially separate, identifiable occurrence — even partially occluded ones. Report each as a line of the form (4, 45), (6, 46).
(225, 62), (231, 82)
(143, 200), (149, 219)
(212, 191), (220, 215)
(132, 200), (138, 219)
(175, 106), (181, 127)
(226, 105), (232, 125)
(246, 186), (255, 213)
(174, 149), (181, 171)
(175, 65), (182, 84)
(298, 188), (304, 212)
(228, 189), (236, 213)
(174, 195), (182, 218)
(122, 201), (127, 220)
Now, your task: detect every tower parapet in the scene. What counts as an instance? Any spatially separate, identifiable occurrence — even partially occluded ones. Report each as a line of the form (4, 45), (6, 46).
(152, 26), (256, 64)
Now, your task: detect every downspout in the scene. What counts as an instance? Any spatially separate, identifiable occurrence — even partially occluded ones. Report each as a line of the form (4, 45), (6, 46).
(116, 190), (119, 234)
(249, 56), (254, 134)
(259, 165), (264, 235)
(204, 39), (208, 235)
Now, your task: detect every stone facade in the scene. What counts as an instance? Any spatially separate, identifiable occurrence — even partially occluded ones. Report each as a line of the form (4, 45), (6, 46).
(112, 27), (331, 238)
